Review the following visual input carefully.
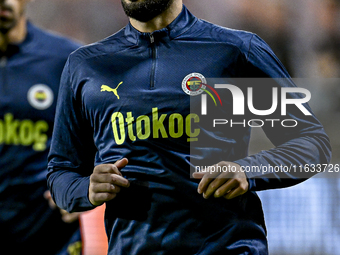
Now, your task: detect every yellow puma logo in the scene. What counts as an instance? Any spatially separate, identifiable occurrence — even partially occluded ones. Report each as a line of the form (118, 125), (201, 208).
(101, 82), (123, 99)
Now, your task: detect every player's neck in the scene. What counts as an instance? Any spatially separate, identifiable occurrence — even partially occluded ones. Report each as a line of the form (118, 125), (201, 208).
(129, 1), (182, 33)
(0, 17), (27, 52)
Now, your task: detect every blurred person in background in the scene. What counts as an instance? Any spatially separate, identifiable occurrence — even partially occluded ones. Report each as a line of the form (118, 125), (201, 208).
(313, 0), (340, 114)
(236, 0), (293, 74)
(0, 0), (82, 254)
(47, 0), (331, 254)
(313, 0), (340, 78)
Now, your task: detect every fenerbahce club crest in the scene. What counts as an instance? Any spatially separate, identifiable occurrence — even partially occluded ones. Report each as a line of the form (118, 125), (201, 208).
(27, 84), (54, 110)
(182, 73), (222, 108)
(182, 73), (207, 96)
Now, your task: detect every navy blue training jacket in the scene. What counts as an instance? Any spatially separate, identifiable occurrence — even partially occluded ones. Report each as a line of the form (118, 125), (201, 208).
(0, 22), (81, 254)
(48, 6), (331, 255)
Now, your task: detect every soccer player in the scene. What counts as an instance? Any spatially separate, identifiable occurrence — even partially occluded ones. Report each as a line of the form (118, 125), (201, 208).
(0, 0), (82, 254)
(47, 0), (331, 254)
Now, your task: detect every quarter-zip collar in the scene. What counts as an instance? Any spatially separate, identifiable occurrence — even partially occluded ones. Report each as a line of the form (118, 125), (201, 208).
(124, 5), (198, 45)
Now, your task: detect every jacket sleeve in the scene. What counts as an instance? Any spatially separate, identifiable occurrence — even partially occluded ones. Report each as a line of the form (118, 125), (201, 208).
(234, 34), (332, 191)
(47, 58), (97, 212)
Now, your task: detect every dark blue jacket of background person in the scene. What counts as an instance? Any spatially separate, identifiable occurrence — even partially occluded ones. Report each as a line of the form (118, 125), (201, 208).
(48, 5), (331, 255)
(0, 22), (81, 254)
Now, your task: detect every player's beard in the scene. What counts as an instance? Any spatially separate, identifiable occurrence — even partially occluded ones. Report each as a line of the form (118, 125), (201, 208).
(0, 18), (16, 35)
(121, 0), (174, 23)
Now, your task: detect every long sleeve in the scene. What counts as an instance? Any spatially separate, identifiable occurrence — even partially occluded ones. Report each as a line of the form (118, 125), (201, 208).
(235, 34), (332, 191)
(47, 59), (97, 212)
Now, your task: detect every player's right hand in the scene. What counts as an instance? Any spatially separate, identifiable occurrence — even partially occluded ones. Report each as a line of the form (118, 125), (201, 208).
(89, 158), (130, 206)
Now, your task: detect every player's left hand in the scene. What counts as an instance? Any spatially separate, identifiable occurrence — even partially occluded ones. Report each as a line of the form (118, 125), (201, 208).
(192, 161), (249, 199)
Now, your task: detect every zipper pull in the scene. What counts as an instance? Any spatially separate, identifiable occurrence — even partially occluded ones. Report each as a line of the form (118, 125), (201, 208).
(149, 34), (154, 44)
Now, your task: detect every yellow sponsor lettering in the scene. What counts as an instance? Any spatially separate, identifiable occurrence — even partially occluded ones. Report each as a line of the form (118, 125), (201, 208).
(19, 120), (34, 146)
(126, 112), (136, 142)
(33, 121), (49, 151)
(186, 114), (200, 142)
(67, 241), (82, 255)
(5, 113), (20, 145)
(0, 113), (49, 151)
(136, 115), (151, 140)
(110, 108), (200, 144)
(152, 107), (168, 139)
(169, 113), (183, 138)
(111, 112), (126, 145)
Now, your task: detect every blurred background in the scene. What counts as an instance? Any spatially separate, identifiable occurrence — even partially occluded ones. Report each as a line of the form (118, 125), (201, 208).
(27, 0), (340, 254)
